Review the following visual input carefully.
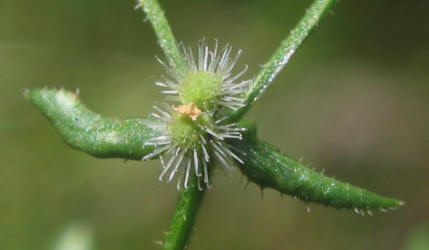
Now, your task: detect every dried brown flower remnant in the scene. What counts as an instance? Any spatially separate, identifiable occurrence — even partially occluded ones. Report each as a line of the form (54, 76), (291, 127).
(172, 103), (202, 121)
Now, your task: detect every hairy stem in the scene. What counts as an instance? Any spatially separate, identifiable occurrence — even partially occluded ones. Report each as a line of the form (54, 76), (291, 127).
(138, 2), (204, 249)
(229, 0), (340, 122)
(163, 177), (206, 250)
(139, 0), (186, 72)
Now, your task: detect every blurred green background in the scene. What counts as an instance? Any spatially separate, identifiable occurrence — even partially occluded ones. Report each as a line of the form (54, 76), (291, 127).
(1, 0), (428, 249)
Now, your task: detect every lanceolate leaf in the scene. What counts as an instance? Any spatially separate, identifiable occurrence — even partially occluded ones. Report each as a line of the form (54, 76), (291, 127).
(25, 88), (159, 160)
(229, 120), (403, 213)
(228, 0), (340, 122)
(138, 0), (186, 74)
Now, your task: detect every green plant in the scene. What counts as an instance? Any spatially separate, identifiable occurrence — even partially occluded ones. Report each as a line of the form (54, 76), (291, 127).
(26, 0), (403, 249)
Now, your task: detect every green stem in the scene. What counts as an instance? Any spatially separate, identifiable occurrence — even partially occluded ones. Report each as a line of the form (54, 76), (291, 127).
(163, 177), (206, 250)
(228, 0), (340, 122)
(139, 0), (186, 72)
(138, 2), (204, 249)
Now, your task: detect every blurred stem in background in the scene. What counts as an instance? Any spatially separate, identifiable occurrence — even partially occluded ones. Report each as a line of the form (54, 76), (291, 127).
(403, 223), (429, 250)
(53, 223), (94, 250)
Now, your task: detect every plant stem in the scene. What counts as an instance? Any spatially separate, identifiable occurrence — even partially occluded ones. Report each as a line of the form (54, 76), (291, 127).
(228, 0), (340, 122)
(163, 177), (206, 250)
(139, 0), (186, 72)
(138, 2), (206, 249)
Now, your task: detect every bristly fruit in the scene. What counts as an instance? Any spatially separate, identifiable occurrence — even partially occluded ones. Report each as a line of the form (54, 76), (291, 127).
(143, 103), (246, 190)
(155, 39), (252, 112)
(143, 40), (251, 189)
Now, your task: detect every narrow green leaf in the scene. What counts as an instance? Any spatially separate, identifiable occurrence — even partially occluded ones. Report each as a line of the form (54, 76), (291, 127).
(25, 88), (158, 160)
(228, 0), (340, 122)
(138, 0), (186, 72)
(229, 120), (403, 212)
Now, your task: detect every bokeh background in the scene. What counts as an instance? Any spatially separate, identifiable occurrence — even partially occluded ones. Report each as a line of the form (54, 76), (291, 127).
(1, 0), (428, 249)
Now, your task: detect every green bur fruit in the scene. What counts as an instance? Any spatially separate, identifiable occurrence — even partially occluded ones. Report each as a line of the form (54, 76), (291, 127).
(229, 120), (404, 212)
(178, 71), (223, 110)
(168, 112), (213, 148)
(168, 113), (201, 147)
